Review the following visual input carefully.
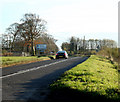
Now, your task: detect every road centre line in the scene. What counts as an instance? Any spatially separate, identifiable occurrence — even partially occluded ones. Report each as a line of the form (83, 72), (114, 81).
(1, 57), (79, 79)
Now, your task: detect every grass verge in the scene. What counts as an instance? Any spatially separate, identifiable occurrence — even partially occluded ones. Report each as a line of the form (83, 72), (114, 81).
(1, 56), (53, 68)
(48, 55), (119, 102)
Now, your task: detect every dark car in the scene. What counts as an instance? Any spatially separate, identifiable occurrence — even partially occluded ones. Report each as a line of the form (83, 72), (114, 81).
(56, 51), (68, 59)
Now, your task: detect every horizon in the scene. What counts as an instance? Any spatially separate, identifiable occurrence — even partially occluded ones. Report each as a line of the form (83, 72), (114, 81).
(0, 0), (119, 48)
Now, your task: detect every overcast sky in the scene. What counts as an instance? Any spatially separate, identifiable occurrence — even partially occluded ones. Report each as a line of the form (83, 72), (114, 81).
(0, 0), (119, 48)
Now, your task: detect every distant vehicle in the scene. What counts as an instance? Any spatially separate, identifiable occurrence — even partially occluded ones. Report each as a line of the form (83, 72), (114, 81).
(56, 51), (68, 59)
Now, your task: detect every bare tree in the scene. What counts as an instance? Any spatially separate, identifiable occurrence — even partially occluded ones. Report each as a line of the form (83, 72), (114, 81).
(69, 36), (77, 52)
(6, 13), (47, 55)
(6, 23), (19, 49)
(89, 39), (95, 50)
(19, 13), (47, 55)
(61, 42), (70, 51)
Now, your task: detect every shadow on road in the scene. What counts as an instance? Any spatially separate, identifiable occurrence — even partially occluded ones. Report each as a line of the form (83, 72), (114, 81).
(6, 57), (89, 102)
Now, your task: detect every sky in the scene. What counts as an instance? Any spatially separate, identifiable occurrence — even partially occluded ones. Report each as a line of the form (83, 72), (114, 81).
(0, 0), (119, 48)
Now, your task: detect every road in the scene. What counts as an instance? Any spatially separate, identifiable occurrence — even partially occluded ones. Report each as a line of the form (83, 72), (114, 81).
(2, 57), (89, 102)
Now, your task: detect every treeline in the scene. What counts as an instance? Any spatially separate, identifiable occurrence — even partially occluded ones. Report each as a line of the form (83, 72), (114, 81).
(2, 13), (58, 56)
(61, 36), (118, 62)
(62, 36), (117, 53)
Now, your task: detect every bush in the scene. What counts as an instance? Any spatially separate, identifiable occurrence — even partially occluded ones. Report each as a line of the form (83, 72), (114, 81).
(90, 50), (97, 55)
(2, 50), (13, 56)
(97, 47), (118, 63)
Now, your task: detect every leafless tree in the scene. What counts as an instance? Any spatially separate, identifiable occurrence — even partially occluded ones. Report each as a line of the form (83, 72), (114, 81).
(6, 13), (47, 55)
(19, 13), (47, 55)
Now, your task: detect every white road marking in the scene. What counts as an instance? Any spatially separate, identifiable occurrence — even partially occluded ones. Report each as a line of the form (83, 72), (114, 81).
(1, 57), (79, 79)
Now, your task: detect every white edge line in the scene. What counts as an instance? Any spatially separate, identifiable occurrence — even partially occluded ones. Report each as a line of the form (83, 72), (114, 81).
(1, 57), (78, 79)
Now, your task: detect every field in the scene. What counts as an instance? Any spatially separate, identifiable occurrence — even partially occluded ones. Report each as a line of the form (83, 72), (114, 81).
(49, 55), (120, 102)
(1, 56), (52, 68)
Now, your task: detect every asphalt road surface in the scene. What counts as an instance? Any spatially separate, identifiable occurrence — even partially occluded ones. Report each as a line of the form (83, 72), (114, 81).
(2, 57), (89, 102)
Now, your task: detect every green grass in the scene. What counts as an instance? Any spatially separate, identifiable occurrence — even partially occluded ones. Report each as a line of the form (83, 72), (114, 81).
(2, 56), (51, 67)
(50, 55), (119, 101)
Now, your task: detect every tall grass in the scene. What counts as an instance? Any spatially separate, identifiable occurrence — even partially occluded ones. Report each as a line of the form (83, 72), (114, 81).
(97, 47), (118, 63)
